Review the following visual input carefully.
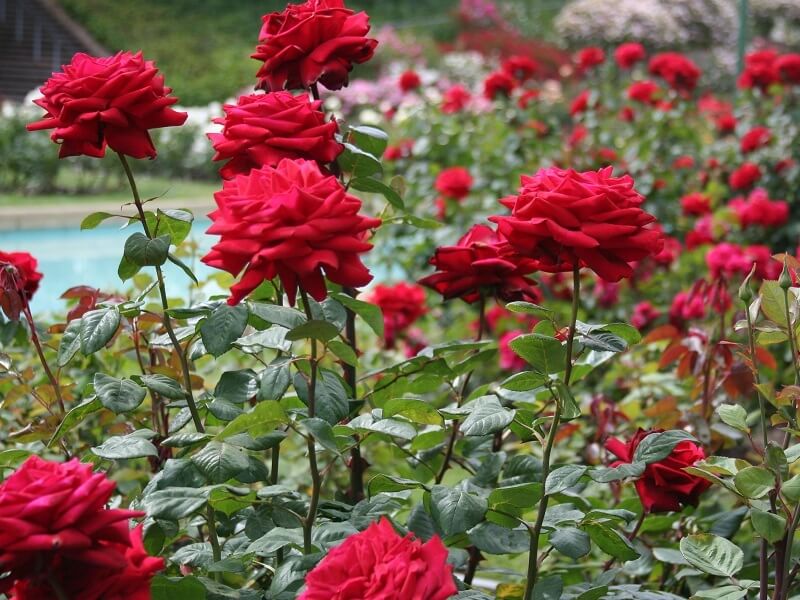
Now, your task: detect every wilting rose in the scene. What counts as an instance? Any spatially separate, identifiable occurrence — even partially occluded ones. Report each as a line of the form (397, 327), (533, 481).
(729, 188), (788, 229)
(738, 49), (779, 91)
(739, 126), (771, 154)
(614, 42), (646, 69)
(0, 457), (148, 596)
(729, 162), (762, 190)
(576, 46), (605, 73)
(398, 70), (422, 92)
(299, 518), (456, 600)
(490, 167), (664, 282)
(27, 51), (186, 158)
(441, 85), (471, 113)
(483, 71), (516, 100)
(253, 0), (378, 92)
(418, 224), (539, 304)
(605, 429), (710, 513)
(0, 252), (42, 306)
(202, 158), (381, 305)
(680, 192), (711, 217)
(209, 92), (342, 179)
(627, 80), (660, 105)
(502, 55), (538, 81)
(363, 283), (427, 348)
(648, 52), (701, 93)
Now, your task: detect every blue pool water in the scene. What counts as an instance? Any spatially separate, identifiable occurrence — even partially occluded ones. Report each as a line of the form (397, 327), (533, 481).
(0, 219), (215, 314)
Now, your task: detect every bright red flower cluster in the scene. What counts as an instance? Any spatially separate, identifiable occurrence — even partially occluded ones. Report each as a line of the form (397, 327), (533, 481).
(502, 55), (539, 81)
(648, 52), (701, 93)
(706, 242), (780, 280)
(729, 188), (788, 229)
(729, 162), (762, 190)
(627, 80), (661, 105)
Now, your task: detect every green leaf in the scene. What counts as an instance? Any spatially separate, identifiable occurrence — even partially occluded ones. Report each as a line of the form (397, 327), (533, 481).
(460, 396), (516, 436)
(549, 527), (591, 559)
(118, 254), (141, 281)
(632, 430), (697, 465)
(150, 575), (207, 600)
(691, 586), (748, 600)
(382, 398), (442, 425)
(217, 401), (287, 441)
(143, 487), (209, 520)
(734, 466), (774, 499)
(92, 431), (158, 460)
(285, 319), (340, 342)
(124, 232), (170, 267)
(191, 442), (250, 483)
(350, 177), (404, 210)
(258, 358), (291, 401)
(717, 404), (749, 432)
(80, 211), (114, 230)
(247, 302), (306, 329)
(589, 462), (645, 483)
(545, 465), (587, 495)
(782, 474), (800, 501)
(500, 371), (548, 392)
(533, 575), (563, 600)
(760, 280), (790, 329)
(155, 208), (193, 245)
(247, 527), (304, 555)
(332, 293), (384, 339)
(48, 397), (102, 447)
(488, 483), (542, 509)
(327, 339), (359, 367)
(505, 301), (555, 319)
(680, 533), (744, 577)
(57, 318), (83, 367)
(94, 373), (147, 414)
(167, 253), (198, 284)
(509, 334), (566, 374)
(430, 485), (488, 537)
(751, 508), (786, 543)
(468, 522), (529, 554)
(80, 307), (120, 355)
(214, 370), (258, 404)
(368, 474), (425, 496)
(338, 143), (382, 177)
(141, 374), (185, 400)
(348, 125), (389, 157)
(200, 304), (249, 357)
(584, 522), (639, 561)
(299, 418), (340, 453)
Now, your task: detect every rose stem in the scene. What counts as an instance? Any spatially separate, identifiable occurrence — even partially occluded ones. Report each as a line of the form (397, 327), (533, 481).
(21, 303), (64, 413)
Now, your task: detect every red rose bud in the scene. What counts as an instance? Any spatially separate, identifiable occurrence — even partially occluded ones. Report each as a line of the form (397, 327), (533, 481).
(0, 252), (43, 320)
(299, 518), (457, 600)
(418, 224), (539, 304)
(490, 167), (664, 282)
(605, 429), (710, 513)
(209, 92), (342, 179)
(202, 158), (381, 305)
(27, 51), (187, 158)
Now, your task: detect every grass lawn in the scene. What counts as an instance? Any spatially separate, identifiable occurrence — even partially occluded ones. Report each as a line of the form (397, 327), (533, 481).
(0, 178), (218, 207)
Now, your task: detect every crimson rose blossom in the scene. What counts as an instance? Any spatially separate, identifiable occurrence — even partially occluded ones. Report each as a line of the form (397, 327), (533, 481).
(363, 282), (427, 348)
(631, 301), (661, 330)
(729, 162), (762, 190)
(502, 55), (538, 81)
(738, 49), (779, 91)
(418, 224), (539, 303)
(27, 51), (187, 158)
(627, 80), (660, 105)
(202, 158), (381, 305)
(435, 167), (473, 200)
(680, 192), (711, 217)
(576, 46), (605, 72)
(739, 126), (771, 154)
(441, 85), (471, 113)
(606, 429), (711, 513)
(299, 518), (456, 600)
(729, 188), (788, 229)
(569, 90), (592, 116)
(776, 53), (800, 84)
(648, 52), (701, 93)
(209, 92), (342, 179)
(499, 330), (527, 371)
(614, 42), (646, 69)
(253, 0), (378, 92)
(483, 71), (516, 100)
(490, 167), (664, 282)
(398, 70), (422, 92)
(0, 457), (159, 597)
(0, 252), (42, 302)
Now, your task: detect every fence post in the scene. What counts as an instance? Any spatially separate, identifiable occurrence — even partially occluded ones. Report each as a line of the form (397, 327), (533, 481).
(736, 0), (749, 76)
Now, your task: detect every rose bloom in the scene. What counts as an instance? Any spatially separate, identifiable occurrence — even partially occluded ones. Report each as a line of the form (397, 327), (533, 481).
(435, 167), (473, 200)
(619, 106), (635, 122)
(490, 167), (664, 282)
(715, 112), (737, 134)
(27, 51), (186, 158)
(576, 46), (605, 72)
(398, 70), (421, 92)
(499, 330), (527, 371)
(652, 233), (681, 267)
(626, 80), (660, 105)
(729, 162), (762, 190)
(518, 90), (541, 110)
(0, 252), (42, 302)
(680, 192), (711, 217)
(441, 84), (471, 113)
(418, 224), (539, 303)
(776, 53), (800, 85)
(363, 283), (427, 348)
(253, 0), (378, 91)
(0, 457), (151, 596)
(706, 242), (779, 281)
(483, 71), (516, 100)
(502, 55), (538, 81)
(729, 188), (788, 229)
(669, 290), (707, 324)
(686, 215), (715, 250)
(631, 301), (661, 330)
(202, 158), (381, 305)
(672, 155), (695, 169)
(299, 518), (456, 600)
(738, 49), (779, 91)
(606, 429), (711, 513)
(739, 126), (771, 154)
(209, 92), (342, 179)
(648, 52), (701, 93)
(569, 89), (592, 116)
(596, 147), (618, 166)
(568, 124), (588, 147)
(614, 42), (646, 69)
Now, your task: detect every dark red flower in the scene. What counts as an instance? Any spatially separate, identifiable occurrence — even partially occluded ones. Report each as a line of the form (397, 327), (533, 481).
(502, 55), (538, 81)
(605, 429), (710, 513)
(569, 89), (593, 116)
(418, 224), (539, 303)
(738, 49), (779, 92)
(576, 47), (605, 73)
(253, 0), (378, 92)
(739, 126), (771, 154)
(614, 42), (646, 69)
(776, 53), (800, 85)
(0, 252), (43, 320)
(435, 167), (473, 200)
(202, 158), (381, 305)
(209, 92), (342, 179)
(441, 85), (471, 113)
(490, 167), (664, 281)
(672, 155), (695, 169)
(729, 188), (788, 228)
(483, 71), (516, 100)
(680, 192), (711, 217)
(399, 70), (422, 92)
(27, 51), (187, 158)
(627, 80), (661, 105)
(363, 283), (427, 348)
(729, 162), (762, 190)
(648, 52), (701, 93)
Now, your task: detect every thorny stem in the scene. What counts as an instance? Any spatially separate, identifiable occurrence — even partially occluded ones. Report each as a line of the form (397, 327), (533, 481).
(22, 305), (64, 413)
(524, 266), (580, 600)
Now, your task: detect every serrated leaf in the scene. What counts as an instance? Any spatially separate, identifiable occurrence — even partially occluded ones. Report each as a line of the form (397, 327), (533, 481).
(632, 430), (697, 464)
(94, 373), (146, 414)
(191, 442), (250, 483)
(717, 404), (749, 432)
(430, 485), (487, 537)
(80, 307), (120, 354)
(461, 396), (515, 436)
(545, 465), (587, 495)
(549, 527), (591, 559)
(751, 508), (786, 543)
(57, 318), (82, 366)
(332, 293), (384, 339)
(584, 522), (639, 561)
(124, 232), (170, 267)
(680, 533), (743, 577)
(200, 304), (249, 357)
(734, 466), (774, 499)
(80, 211), (114, 230)
(92, 432), (158, 460)
(509, 334), (566, 374)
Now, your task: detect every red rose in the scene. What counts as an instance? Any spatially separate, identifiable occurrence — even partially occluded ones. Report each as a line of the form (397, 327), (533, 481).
(441, 85), (471, 113)
(490, 167), (664, 282)
(738, 49), (779, 91)
(567, 124), (588, 147)
(502, 55), (538, 81)
(686, 215), (715, 250)
(679, 193), (709, 217)
(398, 70), (422, 92)
(729, 162), (762, 190)
(669, 290), (707, 323)
(605, 429), (710, 513)
(569, 89), (592, 116)
(776, 53), (800, 85)
(518, 89), (540, 110)
(626, 80), (660, 105)
(653, 233), (681, 267)
(418, 224), (539, 303)
(499, 330), (527, 371)
(253, 0), (378, 92)
(299, 518), (456, 600)
(8, 526), (163, 600)
(0, 252), (42, 303)
(384, 139), (413, 161)
(631, 301), (661, 330)
(648, 52), (701, 93)
(739, 126), (771, 154)
(202, 158), (381, 305)
(0, 457), (147, 596)
(209, 92), (342, 179)
(27, 51), (186, 158)
(364, 283), (427, 348)
(576, 46), (605, 73)
(729, 188), (788, 228)
(614, 42), (646, 69)
(483, 71), (516, 100)
(715, 112), (737, 134)
(619, 106), (635, 122)
(435, 167), (473, 200)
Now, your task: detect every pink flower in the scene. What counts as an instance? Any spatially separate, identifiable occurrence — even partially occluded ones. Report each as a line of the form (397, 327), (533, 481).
(729, 188), (788, 228)
(631, 301), (661, 329)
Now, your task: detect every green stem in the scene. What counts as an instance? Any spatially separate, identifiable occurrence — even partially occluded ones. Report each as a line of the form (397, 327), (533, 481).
(782, 285), (800, 449)
(744, 298), (769, 451)
(524, 266), (580, 600)
(206, 505), (223, 582)
(22, 304), (64, 413)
